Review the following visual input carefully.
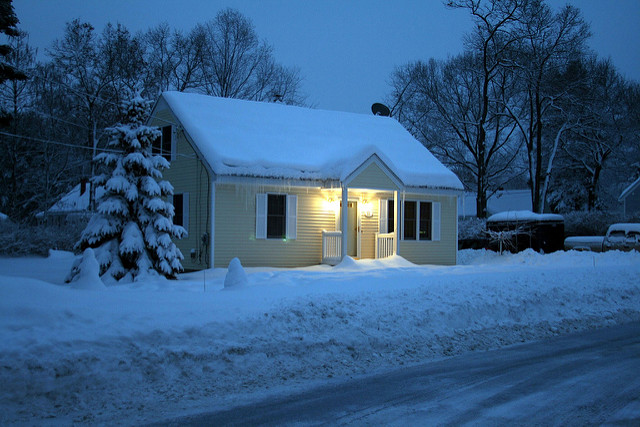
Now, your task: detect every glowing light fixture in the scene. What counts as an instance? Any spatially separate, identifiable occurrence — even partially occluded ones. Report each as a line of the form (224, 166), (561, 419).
(362, 199), (373, 218)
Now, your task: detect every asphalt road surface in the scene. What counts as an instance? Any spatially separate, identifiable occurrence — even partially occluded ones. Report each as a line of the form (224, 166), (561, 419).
(159, 322), (640, 426)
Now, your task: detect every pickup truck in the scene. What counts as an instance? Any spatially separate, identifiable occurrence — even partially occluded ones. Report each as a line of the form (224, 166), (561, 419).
(602, 223), (640, 252)
(564, 223), (640, 252)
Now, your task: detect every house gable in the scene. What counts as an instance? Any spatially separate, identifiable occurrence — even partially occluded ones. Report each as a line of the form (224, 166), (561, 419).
(344, 155), (402, 191)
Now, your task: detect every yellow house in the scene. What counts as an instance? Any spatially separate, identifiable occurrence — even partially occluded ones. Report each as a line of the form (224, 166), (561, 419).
(148, 92), (463, 269)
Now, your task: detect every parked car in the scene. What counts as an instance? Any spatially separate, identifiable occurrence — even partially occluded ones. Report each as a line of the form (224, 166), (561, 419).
(564, 236), (604, 252)
(602, 223), (640, 252)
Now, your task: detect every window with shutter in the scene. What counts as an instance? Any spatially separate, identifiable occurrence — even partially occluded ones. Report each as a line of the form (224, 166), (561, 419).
(257, 193), (296, 240)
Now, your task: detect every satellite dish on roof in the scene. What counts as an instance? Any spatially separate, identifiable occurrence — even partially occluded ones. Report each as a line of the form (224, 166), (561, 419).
(371, 103), (391, 117)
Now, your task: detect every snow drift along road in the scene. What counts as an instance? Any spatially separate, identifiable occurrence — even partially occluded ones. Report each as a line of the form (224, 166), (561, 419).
(1, 249), (639, 425)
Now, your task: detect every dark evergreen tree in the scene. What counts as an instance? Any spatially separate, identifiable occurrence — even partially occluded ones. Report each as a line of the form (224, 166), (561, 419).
(0, 0), (26, 126)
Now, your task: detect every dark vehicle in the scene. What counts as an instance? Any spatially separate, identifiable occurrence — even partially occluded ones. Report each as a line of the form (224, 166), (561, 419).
(486, 211), (564, 253)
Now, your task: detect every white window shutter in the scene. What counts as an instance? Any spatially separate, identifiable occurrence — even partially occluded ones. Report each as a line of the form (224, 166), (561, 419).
(256, 193), (267, 239)
(183, 192), (189, 233)
(432, 202), (441, 241)
(286, 194), (297, 240)
(170, 125), (177, 161)
(379, 199), (388, 233)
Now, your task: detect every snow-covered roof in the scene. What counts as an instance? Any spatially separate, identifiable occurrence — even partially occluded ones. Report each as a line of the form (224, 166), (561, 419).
(0, 212), (7, 221)
(487, 210), (564, 223)
(619, 176), (640, 201)
(46, 184), (105, 213)
(159, 91), (463, 190)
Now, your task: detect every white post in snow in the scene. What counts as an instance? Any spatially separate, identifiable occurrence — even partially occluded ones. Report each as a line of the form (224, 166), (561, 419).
(341, 185), (348, 260)
(394, 190), (399, 255)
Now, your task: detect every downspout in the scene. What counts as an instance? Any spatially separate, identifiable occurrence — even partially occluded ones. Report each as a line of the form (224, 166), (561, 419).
(341, 185), (348, 260)
(210, 178), (215, 268)
(455, 193), (459, 265)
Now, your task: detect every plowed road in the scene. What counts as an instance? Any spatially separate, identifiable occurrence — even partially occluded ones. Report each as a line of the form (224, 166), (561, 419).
(159, 322), (640, 426)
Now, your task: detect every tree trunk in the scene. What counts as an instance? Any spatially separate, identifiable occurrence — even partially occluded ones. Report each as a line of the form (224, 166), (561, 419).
(588, 163), (603, 211)
(476, 176), (488, 218)
(540, 123), (567, 213)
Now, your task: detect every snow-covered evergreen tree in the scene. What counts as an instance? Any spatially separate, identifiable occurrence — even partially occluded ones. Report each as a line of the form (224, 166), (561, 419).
(67, 94), (185, 283)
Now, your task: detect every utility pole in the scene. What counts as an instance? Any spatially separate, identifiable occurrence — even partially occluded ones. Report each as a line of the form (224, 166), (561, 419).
(89, 120), (97, 211)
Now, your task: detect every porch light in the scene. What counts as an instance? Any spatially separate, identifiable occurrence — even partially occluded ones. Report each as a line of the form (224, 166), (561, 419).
(362, 200), (374, 218)
(325, 197), (340, 211)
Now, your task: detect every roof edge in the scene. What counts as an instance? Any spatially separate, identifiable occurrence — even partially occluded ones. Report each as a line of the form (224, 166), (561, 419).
(619, 176), (640, 201)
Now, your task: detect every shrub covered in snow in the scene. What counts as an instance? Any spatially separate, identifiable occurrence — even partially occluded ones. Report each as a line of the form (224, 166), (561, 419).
(458, 217), (487, 240)
(68, 94), (186, 283)
(564, 210), (640, 236)
(0, 222), (81, 256)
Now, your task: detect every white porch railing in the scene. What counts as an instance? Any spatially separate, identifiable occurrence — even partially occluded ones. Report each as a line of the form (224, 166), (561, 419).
(375, 232), (395, 259)
(322, 230), (342, 265)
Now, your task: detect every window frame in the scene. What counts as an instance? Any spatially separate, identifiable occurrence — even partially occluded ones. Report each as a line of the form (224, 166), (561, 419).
(403, 201), (417, 240)
(172, 192), (189, 234)
(256, 193), (297, 240)
(401, 199), (436, 241)
(418, 201), (432, 241)
(266, 193), (287, 239)
(152, 125), (173, 162)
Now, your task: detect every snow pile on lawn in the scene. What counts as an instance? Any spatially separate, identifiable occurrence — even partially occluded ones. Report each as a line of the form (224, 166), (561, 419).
(1, 249), (639, 424)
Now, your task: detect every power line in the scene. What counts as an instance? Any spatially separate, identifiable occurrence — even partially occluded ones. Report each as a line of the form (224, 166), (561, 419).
(30, 110), (93, 131)
(0, 130), (119, 153)
(0, 130), (197, 159)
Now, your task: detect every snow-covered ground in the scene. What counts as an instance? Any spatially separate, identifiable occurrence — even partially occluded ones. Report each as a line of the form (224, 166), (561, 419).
(1, 249), (639, 425)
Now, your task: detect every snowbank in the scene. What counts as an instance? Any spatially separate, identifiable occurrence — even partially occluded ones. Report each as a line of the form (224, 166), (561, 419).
(1, 249), (639, 424)
(487, 210), (564, 222)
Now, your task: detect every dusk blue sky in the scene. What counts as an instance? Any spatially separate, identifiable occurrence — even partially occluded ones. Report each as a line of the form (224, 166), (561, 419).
(13, 0), (640, 115)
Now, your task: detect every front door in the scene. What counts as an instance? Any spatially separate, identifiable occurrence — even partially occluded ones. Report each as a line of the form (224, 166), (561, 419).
(347, 201), (358, 257)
